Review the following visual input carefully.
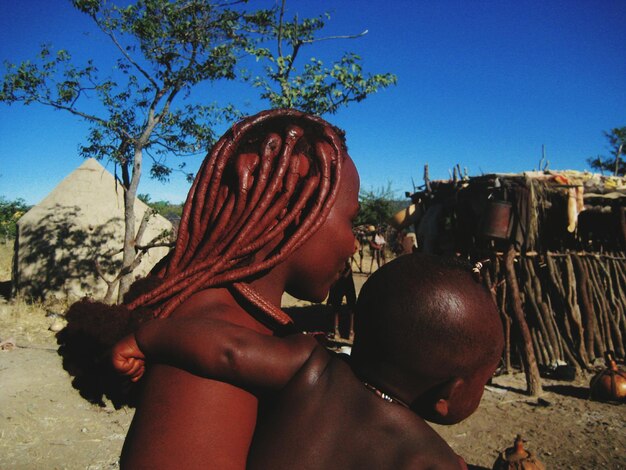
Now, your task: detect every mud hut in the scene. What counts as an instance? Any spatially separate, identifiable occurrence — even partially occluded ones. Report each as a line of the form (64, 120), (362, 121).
(13, 158), (173, 301)
(406, 169), (626, 392)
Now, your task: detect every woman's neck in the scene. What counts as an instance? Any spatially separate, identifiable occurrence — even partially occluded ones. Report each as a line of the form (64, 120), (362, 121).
(246, 269), (288, 308)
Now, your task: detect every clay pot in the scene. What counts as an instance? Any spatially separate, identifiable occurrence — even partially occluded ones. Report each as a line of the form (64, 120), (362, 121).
(493, 435), (545, 470)
(589, 353), (626, 403)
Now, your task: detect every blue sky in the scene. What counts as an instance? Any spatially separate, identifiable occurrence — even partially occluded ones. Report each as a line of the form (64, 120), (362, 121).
(1, 0), (625, 205)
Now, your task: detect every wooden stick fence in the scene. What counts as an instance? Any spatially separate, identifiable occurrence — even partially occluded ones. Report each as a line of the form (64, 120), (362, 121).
(487, 251), (626, 372)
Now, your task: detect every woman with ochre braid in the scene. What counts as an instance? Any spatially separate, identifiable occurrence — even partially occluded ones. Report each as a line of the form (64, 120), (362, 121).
(117, 109), (360, 468)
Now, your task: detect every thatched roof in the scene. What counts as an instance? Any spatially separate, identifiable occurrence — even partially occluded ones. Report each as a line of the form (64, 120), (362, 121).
(407, 169), (626, 254)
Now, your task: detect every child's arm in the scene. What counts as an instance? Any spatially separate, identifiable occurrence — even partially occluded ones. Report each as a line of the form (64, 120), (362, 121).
(112, 318), (320, 390)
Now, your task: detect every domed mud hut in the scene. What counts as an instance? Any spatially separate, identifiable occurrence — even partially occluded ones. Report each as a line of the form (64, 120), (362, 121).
(12, 159), (173, 302)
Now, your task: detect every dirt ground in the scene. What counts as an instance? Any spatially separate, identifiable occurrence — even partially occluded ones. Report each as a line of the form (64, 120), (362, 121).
(1, 257), (625, 469)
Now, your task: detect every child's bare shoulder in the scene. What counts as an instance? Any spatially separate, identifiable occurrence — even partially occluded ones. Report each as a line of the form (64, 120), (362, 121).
(394, 418), (462, 469)
(277, 336), (333, 385)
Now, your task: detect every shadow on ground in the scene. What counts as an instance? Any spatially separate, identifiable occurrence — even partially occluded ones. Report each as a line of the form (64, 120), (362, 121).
(0, 280), (11, 300)
(544, 384), (590, 400)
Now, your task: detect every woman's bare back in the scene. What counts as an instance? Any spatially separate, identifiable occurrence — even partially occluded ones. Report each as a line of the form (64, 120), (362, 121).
(121, 288), (271, 469)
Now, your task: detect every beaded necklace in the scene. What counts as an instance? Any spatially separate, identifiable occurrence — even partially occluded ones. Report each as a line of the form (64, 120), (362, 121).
(362, 382), (410, 408)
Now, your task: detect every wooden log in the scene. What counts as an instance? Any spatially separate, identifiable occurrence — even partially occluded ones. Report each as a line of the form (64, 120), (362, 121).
(609, 258), (626, 310)
(531, 329), (547, 366)
(483, 263), (510, 372)
(581, 256), (606, 359)
(501, 286), (512, 373)
(587, 257), (615, 355)
(597, 259), (626, 357)
(545, 255), (580, 365)
(504, 244), (542, 395)
(542, 260), (583, 368)
(589, 257), (620, 356)
(610, 257), (626, 306)
(496, 257), (512, 373)
(571, 254), (595, 360)
(609, 259), (626, 353)
(542, 298), (565, 360)
(535, 258), (567, 361)
(564, 255), (590, 366)
(522, 258), (556, 363)
(527, 258), (562, 362)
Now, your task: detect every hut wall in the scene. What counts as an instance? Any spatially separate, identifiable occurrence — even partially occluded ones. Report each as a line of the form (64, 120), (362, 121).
(409, 172), (626, 368)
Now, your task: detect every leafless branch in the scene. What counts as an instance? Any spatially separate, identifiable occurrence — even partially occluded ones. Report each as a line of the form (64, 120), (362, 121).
(136, 241), (176, 251)
(302, 30), (368, 44)
(277, 0), (286, 58)
(94, 258), (118, 286)
(134, 208), (154, 246)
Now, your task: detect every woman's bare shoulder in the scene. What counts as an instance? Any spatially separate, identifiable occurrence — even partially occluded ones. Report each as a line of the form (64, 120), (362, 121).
(170, 288), (261, 327)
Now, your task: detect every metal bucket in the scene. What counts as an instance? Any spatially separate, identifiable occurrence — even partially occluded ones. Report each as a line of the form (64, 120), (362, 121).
(481, 200), (512, 240)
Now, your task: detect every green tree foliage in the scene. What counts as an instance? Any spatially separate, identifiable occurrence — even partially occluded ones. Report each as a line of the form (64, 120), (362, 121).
(250, 0), (397, 115)
(355, 184), (404, 227)
(138, 193), (182, 221)
(0, 0), (396, 300)
(0, 196), (30, 241)
(0, 0), (272, 300)
(587, 127), (626, 176)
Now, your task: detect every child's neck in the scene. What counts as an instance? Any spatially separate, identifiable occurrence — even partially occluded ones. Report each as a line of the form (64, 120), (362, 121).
(361, 381), (410, 408)
(350, 359), (415, 409)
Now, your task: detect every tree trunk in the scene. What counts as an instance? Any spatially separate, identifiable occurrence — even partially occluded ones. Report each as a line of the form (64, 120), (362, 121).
(117, 146), (142, 303)
(504, 245), (542, 396)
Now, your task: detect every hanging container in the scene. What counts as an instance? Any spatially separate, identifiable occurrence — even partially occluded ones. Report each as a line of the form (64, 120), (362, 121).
(481, 200), (513, 240)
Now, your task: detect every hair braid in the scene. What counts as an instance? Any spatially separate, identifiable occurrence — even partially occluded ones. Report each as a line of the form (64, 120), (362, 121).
(127, 109), (346, 327)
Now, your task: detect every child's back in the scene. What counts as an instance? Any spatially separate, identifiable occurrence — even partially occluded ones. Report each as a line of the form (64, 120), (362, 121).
(248, 342), (461, 469)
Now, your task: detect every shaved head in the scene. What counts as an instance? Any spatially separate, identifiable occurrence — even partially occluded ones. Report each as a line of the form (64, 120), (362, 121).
(352, 254), (503, 385)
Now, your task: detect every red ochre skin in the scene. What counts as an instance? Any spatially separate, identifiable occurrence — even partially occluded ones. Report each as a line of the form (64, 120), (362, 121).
(116, 254), (503, 470)
(115, 321), (463, 470)
(120, 110), (359, 470)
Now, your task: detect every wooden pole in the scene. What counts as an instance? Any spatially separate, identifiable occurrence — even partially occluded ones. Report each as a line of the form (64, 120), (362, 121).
(504, 245), (542, 395)
(571, 254), (595, 359)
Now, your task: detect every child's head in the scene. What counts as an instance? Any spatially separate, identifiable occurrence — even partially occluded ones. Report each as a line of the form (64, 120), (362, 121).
(351, 253), (503, 424)
(127, 109), (357, 326)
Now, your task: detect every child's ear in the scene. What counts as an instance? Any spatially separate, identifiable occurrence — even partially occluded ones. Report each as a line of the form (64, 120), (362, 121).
(432, 377), (465, 419)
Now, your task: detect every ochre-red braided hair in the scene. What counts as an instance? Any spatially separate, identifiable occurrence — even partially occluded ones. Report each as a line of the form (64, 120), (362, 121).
(127, 109), (346, 326)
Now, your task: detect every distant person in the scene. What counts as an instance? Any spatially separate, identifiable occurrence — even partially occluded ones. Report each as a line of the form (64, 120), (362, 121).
(369, 229), (387, 273)
(113, 254), (504, 469)
(351, 228), (367, 273)
(326, 260), (357, 341)
(401, 231), (418, 255)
